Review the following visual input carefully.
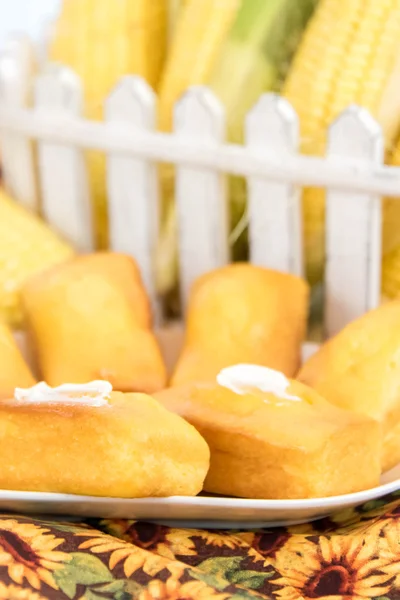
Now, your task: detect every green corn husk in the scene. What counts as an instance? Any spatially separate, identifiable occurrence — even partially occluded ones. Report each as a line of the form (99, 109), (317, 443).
(156, 0), (319, 297)
(211, 0), (319, 257)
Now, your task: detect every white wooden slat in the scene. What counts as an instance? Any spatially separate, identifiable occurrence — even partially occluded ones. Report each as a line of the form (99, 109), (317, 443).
(246, 94), (302, 275)
(0, 35), (38, 210)
(35, 66), (93, 251)
(325, 106), (384, 337)
(105, 76), (161, 321)
(175, 87), (229, 310)
(3, 102), (400, 199)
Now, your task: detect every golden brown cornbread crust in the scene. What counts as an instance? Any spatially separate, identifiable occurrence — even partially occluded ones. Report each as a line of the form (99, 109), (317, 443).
(298, 300), (400, 472)
(172, 263), (309, 386)
(0, 391), (210, 497)
(22, 253), (167, 393)
(155, 379), (381, 499)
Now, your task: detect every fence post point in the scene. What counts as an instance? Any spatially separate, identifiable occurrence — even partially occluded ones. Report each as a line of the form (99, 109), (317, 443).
(0, 35), (38, 210)
(175, 86), (229, 311)
(105, 75), (161, 321)
(35, 65), (93, 251)
(325, 105), (383, 337)
(246, 93), (302, 276)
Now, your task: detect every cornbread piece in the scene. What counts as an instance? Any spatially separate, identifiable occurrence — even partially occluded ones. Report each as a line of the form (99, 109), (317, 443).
(172, 263), (309, 386)
(1, 382), (209, 497)
(299, 300), (400, 472)
(22, 253), (167, 393)
(156, 365), (381, 499)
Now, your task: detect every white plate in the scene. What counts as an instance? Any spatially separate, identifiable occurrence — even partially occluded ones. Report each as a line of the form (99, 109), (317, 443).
(0, 463), (399, 529)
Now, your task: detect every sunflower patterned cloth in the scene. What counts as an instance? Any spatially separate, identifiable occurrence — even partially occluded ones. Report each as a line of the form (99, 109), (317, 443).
(1, 493), (400, 600)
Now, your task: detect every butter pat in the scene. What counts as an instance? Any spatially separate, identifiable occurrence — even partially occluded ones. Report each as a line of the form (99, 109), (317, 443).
(14, 381), (112, 406)
(217, 364), (301, 402)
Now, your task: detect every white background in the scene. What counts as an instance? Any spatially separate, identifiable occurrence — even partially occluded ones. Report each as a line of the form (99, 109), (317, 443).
(0, 0), (61, 48)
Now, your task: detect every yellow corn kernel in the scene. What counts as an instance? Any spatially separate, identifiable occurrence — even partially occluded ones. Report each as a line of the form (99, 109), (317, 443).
(158, 0), (241, 132)
(0, 188), (74, 328)
(283, 0), (400, 286)
(49, 0), (168, 249)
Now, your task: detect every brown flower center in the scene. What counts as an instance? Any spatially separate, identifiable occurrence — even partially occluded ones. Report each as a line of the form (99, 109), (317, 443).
(253, 532), (290, 558)
(305, 565), (354, 597)
(0, 529), (40, 568)
(128, 523), (167, 549)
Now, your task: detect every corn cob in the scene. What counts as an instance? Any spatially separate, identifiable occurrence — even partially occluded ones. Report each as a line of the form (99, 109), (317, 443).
(158, 0), (241, 133)
(168, 0), (189, 42)
(168, 1), (180, 42)
(156, 0), (241, 295)
(49, 0), (168, 249)
(0, 188), (74, 328)
(382, 141), (400, 299)
(283, 0), (400, 288)
(210, 0), (318, 144)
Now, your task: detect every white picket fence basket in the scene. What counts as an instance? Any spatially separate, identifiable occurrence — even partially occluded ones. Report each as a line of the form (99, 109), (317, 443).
(1, 37), (400, 337)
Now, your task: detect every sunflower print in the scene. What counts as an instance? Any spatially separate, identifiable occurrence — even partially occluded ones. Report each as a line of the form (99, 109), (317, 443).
(379, 520), (400, 589)
(1, 494), (400, 599)
(194, 530), (246, 549)
(314, 495), (400, 538)
(237, 531), (293, 569)
(0, 519), (69, 591)
(99, 520), (198, 559)
(101, 520), (246, 559)
(271, 535), (393, 600)
(138, 577), (231, 600)
(77, 531), (185, 578)
(0, 582), (48, 600)
(357, 496), (400, 535)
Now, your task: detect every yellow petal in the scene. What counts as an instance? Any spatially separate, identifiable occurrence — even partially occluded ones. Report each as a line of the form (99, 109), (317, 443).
(25, 568), (41, 590)
(146, 579), (168, 599)
(78, 538), (105, 550)
(353, 539), (379, 570)
(381, 560), (400, 576)
(143, 555), (170, 577)
(166, 561), (186, 580)
(39, 551), (69, 562)
(346, 536), (364, 565)
(355, 585), (392, 598)
(109, 548), (132, 570)
(271, 574), (305, 587)
(0, 552), (11, 565)
(355, 573), (392, 590)
(37, 567), (58, 590)
(40, 560), (64, 571)
(124, 552), (146, 578)
(382, 527), (400, 553)
(319, 536), (334, 563)
(80, 539), (122, 553)
(9, 563), (24, 585)
(33, 535), (62, 552)
(155, 543), (175, 560)
(330, 537), (344, 562)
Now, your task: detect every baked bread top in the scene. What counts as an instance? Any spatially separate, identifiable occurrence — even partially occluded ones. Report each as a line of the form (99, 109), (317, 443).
(298, 300), (400, 421)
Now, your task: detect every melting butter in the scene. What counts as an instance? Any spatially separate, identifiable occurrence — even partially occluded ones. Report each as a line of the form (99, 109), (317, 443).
(14, 381), (112, 406)
(216, 364), (301, 403)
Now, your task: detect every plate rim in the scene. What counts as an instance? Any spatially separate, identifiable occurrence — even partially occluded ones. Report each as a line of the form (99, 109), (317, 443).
(0, 474), (398, 510)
